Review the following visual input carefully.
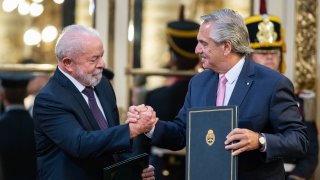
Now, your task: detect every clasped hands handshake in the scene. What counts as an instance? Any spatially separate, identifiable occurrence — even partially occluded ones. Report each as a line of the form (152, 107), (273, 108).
(126, 104), (157, 180)
(126, 104), (158, 138)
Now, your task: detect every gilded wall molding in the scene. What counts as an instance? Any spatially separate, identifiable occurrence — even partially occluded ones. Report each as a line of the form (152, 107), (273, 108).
(295, 0), (318, 90)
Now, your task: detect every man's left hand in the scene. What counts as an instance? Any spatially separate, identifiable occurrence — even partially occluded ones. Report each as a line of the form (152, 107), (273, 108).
(141, 165), (155, 180)
(224, 128), (260, 156)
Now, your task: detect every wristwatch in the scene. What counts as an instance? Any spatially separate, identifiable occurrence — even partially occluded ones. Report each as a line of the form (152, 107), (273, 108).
(258, 133), (266, 151)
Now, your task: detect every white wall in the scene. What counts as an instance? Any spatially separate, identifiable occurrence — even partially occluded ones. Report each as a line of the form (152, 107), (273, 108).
(96, 0), (109, 60)
(96, 0), (129, 113)
(113, 0), (129, 110)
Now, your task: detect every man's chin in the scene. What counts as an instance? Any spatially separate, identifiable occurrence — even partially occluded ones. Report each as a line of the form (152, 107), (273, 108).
(92, 77), (102, 86)
(202, 62), (210, 69)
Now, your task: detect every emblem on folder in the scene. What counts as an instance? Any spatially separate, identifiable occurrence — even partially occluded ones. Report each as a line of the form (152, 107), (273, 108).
(206, 129), (215, 146)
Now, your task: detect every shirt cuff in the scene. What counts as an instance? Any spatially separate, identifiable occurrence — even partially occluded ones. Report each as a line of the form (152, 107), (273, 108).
(144, 126), (155, 138)
(261, 133), (267, 152)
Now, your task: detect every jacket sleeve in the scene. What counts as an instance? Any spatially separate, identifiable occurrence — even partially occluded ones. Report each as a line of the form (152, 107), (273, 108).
(290, 122), (319, 179)
(33, 91), (132, 159)
(264, 76), (309, 162)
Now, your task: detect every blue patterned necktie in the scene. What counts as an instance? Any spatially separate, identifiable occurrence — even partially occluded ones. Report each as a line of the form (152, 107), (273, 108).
(82, 86), (108, 129)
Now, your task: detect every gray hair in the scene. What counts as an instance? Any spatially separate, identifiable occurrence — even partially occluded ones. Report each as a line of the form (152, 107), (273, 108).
(201, 9), (252, 56)
(55, 24), (101, 61)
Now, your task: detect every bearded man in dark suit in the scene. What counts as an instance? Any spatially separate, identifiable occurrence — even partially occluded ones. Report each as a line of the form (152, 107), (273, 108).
(33, 24), (157, 180)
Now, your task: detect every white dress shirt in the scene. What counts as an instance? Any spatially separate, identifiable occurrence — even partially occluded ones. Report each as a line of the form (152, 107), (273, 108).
(58, 67), (107, 119)
(220, 57), (245, 105)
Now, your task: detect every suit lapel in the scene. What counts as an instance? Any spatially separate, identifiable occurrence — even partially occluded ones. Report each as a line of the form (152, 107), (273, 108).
(53, 68), (100, 130)
(206, 73), (219, 106)
(74, 89), (101, 130)
(228, 57), (254, 107)
(94, 79), (116, 127)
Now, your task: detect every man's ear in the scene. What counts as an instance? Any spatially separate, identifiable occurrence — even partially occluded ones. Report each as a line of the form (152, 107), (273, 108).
(62, 57), (73, 72)
(223, 40), (232, 55)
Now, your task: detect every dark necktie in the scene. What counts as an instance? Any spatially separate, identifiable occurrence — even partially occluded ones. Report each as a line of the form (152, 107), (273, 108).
(82, 86), (108, 129)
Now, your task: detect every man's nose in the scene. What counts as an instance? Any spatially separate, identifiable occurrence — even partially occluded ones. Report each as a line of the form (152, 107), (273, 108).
(195, 43), (201, 54)
(265, 53), (274, 60)
(97, 57), (105, 68)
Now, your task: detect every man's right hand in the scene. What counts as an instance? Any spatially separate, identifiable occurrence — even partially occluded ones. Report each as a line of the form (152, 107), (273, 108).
(127, 104), (158, 138)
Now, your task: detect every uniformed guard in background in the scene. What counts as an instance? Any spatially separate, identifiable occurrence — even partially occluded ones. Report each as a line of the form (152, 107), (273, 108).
(0, 72), (37, 180)
(245, 1), (318, 179)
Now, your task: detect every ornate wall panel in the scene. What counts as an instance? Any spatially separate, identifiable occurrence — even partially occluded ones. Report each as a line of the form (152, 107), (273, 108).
(295, 0), (317, 90)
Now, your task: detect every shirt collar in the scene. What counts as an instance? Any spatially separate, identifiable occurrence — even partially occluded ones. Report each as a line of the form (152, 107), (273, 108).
(58, 66), (86, 92)
(223, 56), (245, 84)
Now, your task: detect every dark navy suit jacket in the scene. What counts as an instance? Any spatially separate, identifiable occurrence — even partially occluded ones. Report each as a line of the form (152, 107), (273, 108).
(146, 79), (190, 120)
(0, 109), (36, 180)
(33, 68), (132, 180)
(151, 57), (308, 180)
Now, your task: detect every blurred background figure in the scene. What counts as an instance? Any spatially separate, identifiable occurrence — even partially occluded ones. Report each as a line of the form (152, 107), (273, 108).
(102, 68), (114, 81)
(20, 58), (50, 116)
(146, 5), (199, 120)
(131, 75), (148, 106)
(0, 72), (37, 180)
(141, 5), (199, 180)
(245, 1), (319, 179)
(25, 73), (50, 115)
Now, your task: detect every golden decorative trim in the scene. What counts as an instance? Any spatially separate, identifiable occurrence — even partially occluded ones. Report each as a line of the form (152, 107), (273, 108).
(244, 15), (281, 25)
(126, 68), (197, 76)
(0, 64), (56, 73)
(250, 41), (283, 49)
(294, 0), (317, 90)
(166, 28), (198, 37)
(167, 36), (199, 59)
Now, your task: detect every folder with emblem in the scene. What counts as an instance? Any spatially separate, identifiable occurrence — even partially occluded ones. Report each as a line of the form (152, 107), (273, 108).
(103, 153), (149, 180)
(187, 106), (238, 180)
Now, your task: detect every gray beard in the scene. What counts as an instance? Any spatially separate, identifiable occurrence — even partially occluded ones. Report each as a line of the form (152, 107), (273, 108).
(75, 66), (102, 87)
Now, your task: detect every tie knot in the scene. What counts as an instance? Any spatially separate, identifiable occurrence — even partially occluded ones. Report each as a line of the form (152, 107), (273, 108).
(220, 75), (227, 84)
(82, 86), (94, 98)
